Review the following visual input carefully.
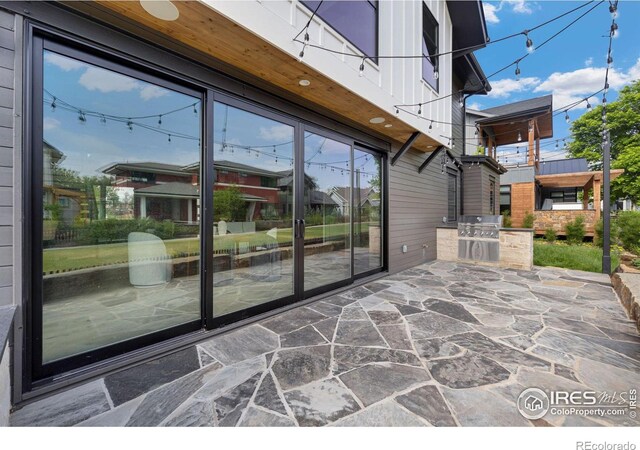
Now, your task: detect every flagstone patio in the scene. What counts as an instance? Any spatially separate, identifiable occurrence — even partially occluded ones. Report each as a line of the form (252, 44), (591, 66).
(10, 261), (640, 427)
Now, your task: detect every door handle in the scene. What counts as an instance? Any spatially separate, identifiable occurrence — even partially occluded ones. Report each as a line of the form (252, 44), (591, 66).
(294, 219), (301, 239)
(300, 219), (305, 239)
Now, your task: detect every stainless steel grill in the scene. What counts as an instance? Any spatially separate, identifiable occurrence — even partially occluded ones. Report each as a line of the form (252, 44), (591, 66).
(457, 215), (502, 262)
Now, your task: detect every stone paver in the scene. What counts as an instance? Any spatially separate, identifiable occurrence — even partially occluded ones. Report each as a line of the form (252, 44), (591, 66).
(11, 262), (640, 427)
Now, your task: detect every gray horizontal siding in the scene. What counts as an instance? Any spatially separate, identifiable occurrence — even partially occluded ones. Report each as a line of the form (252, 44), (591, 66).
(388, 146), (448, 274)
(0, 8), (13, 308)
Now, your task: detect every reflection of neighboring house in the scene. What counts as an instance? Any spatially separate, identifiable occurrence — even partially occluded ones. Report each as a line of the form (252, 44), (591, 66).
(102, 161), (198, 224)
(329, 187), (373, 216)
(43, 140), (85, 225)
(102, 160), (339, 222)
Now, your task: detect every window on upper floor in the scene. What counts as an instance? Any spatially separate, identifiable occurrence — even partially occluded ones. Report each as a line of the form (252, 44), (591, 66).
(422, 3), (439, 91)
(301, 1), (378, 63)
(500, 185), (511, 214)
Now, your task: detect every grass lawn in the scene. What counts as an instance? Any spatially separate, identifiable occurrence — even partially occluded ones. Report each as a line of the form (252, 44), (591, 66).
(533, 241), (619, 274)
(43, 222), (371, 273)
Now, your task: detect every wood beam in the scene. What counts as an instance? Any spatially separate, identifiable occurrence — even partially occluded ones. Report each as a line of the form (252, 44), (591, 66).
(391, 131), (421, 166)
(418, 146), (445, 173)
(583, 175), (594, 211)
(528, 119), (535, 166)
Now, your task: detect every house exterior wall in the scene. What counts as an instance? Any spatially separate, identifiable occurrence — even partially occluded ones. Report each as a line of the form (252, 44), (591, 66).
(463, 164), (499, 216)
(388, 147), (448, 273)
(510, 182), (536, 227)
(208, 0), (453, 142)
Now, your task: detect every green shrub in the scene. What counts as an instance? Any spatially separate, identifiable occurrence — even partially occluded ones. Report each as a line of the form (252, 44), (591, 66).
(565, 215), (586, 245)
(522, 211), (535, 229)
(544, 228), (557, 242)
(81, 218), (175, 244)
(501, 210), (512, 228)
(616, 211), (640, 253)
(632, 258), (640, 269)
(594, 218), (619, 248)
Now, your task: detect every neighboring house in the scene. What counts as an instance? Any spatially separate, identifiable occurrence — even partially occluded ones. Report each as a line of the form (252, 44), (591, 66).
(501, 157), (623, 236)
(0, 0), (497, 407)
(329, 187), (373, 216)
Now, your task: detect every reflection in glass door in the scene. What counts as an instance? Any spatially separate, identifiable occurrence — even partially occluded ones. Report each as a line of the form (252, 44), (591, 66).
(211, 102), (295, 317)
(303, 132), (352, 292)
(40, 48), (202, 366)
(354, 149), (383, 274)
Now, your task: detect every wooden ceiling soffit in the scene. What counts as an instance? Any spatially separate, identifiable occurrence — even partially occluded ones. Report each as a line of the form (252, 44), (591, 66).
(66, 1), (442, 152)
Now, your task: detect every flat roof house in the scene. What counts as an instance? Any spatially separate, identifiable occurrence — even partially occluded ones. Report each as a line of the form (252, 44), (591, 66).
(0, 0), (493, 413)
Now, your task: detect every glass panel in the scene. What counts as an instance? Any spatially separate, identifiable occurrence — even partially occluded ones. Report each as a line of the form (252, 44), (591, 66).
(212, 103), (294, 317)
(304, 132), (351, 291)
(301, 1), (377, 59)
(42, 50), (201, 363)
(354, 149), (382, 274)
(422, 4), (439, 90)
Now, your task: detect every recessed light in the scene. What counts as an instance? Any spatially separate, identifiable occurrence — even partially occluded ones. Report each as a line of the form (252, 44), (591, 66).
(140, 0), (179, 21)
(299, 79), (311, 86)
(384, 124), (393, 128)
(369, 117), (385, 124)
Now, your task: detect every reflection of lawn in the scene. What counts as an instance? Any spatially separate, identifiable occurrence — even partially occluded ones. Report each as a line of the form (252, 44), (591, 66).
(43, 222), (373, 273)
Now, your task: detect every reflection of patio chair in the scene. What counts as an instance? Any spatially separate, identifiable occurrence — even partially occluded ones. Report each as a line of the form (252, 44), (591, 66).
(128, 232), (172, 287)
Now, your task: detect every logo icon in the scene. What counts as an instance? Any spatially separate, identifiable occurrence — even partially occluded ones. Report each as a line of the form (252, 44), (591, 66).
(517, 388), (550, 420)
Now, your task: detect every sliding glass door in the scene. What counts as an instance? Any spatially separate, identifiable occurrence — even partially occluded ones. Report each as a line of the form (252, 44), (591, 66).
(31, 35), (385, 383)
(302, 131), (352, 294)
(211, 100), (296, 319)
(36, 41), (203, 376)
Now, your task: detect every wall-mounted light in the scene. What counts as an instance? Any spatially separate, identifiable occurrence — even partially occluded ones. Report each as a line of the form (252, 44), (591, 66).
(140, 1), (179, 21)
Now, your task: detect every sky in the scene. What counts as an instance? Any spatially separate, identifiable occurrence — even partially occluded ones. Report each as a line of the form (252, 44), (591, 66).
(470, 0), (640, 164)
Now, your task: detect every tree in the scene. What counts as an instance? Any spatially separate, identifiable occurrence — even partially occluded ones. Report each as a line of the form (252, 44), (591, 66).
(567, 80), (640, 202)
(213, 186), (246, 221)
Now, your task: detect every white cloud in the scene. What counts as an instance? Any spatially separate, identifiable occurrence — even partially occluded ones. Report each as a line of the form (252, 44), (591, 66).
(79, 66), (140, 93)
(467, 102), (483, 111)
(43, 117), (60, 131)
(533, 66), (632, 111)
(487, 77), (540, 99)
(627, 58), (640, 82)
(483, 3), (500, 24)
(44, 52), (87, 71)
(504, 0), (534, 15)
(139, 85), (170, 101)
(258, 124), (293, 142)
(585, 57), (593, 67)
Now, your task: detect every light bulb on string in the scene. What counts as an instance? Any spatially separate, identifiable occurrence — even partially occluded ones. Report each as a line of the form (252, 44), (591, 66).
(517, 131), (522, 142)
(395, 107), (399, 115)
(100, 114), (107, 125)
(611, 22), (619, 36)
(359, 57), (366, 77)
(158, 115), (162, 126)
(564, 111), (571, 124)
(298, 44), (306, 62)
(127, 119), (133, 132)
(304, 27), (310, 44)
(586, 99), (592, 110)
(168, 134), (172, 143)
(515, 63), (521, 81)
(51, 97), (57, 112)
(609, 3), (617, 18)
(78, 111), (86, 124)
(607, 55), (613, 67)
(524, 31), (534, 52)
(417, 103), (422, 116)
(193, 104), (198, 115)
(433, 68), (439, 80)
(429, 120), (433, 130)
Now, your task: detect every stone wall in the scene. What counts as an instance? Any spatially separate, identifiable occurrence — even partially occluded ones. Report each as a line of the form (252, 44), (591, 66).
(534, 209), (596, 236)
(437, 227), (534, 271)
(611, 273), (640, 333)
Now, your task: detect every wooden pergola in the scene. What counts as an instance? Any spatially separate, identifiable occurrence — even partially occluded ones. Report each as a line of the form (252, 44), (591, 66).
(475, 95), (553, 167)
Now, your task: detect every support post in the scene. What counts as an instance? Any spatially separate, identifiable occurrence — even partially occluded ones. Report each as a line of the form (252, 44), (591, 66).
(391, 131), (420, 166)
(528, 119), (535, 166)
(602, 133), (611, 274)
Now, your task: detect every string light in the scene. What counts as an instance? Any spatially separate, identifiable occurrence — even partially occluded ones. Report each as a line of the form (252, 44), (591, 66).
(517, 131), (522, 142)
(298, 44), (306, 62)
(51, 97), (57, 112)
(359, 57), (366, 77)
(78, 111), (86, 124)
(515, 63), (521, 80)
(524, 31), (534, 52)
(100, 114), (107, 125)
(429, 120), (433, 130)
(127, 119), (133, 132)
(433, 68), (439, 80)
(417, 103), (422, 116)
(564, 111), (571, 124)
(168, 134), (172, 143)
(586, 99), (592, 110)
(609, 3), (617, 18)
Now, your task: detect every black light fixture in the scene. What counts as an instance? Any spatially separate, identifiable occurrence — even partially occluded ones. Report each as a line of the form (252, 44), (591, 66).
(359, 57), (366, 77)
(429, 120), (433, 130)
(515, 63), (521, 80)
(417, 103), (422, 116)
(565, 111), (571, 124)
(524, 31), (534, 51)
(586, 99), (592, 110)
